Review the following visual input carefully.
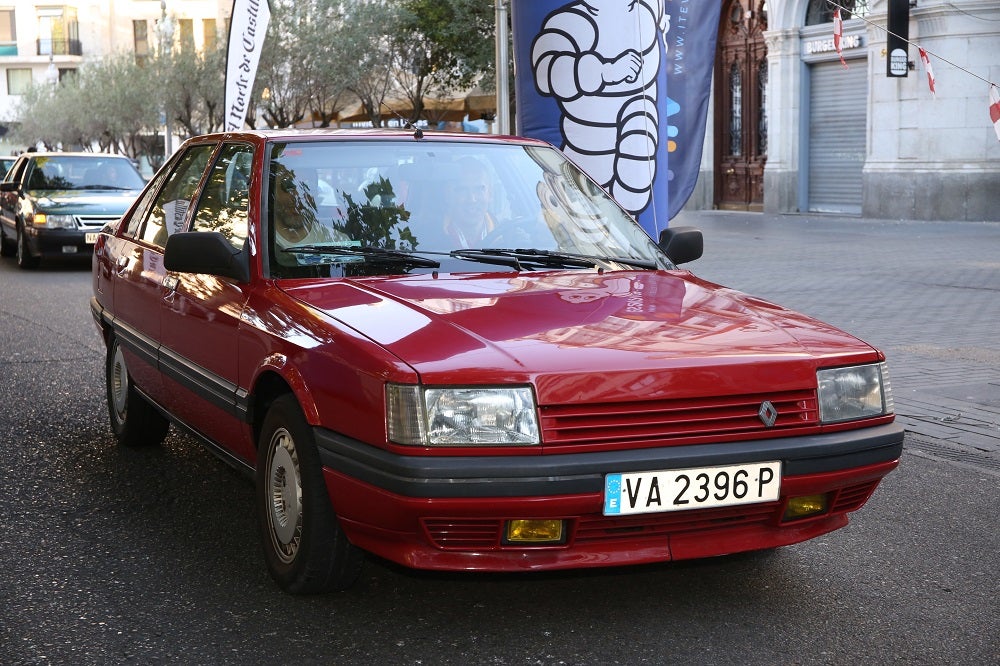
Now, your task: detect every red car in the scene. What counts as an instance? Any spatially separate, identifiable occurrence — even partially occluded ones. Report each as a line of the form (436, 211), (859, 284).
(91, 129), (902, 594)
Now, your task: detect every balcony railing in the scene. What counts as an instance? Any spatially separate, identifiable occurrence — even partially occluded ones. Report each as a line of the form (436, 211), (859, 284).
(37, 39), (82, 56)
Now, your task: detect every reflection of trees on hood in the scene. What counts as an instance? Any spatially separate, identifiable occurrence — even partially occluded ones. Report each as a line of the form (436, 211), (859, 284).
(334, 177), (418, 250)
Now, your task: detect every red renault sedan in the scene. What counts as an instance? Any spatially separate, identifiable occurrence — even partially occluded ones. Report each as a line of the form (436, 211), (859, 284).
(91, 129), (902, 594)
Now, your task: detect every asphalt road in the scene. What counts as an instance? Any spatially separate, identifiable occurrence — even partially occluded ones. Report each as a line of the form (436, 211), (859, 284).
(0, 241), (997, 665)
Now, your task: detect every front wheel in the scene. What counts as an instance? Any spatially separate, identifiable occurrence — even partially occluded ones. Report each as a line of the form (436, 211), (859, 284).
(16, 225), (40, 269)
(256, 394), (363, 594)
(106, 337), (169, 447)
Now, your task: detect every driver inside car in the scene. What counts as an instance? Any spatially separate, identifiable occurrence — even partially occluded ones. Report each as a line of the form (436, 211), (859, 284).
(441, 157), (496, 248)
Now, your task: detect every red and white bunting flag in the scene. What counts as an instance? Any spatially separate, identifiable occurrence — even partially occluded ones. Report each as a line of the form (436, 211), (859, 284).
(990, 85), (1000, 142)
(833, 9), (848, 68)
(918, 48), (936, 96)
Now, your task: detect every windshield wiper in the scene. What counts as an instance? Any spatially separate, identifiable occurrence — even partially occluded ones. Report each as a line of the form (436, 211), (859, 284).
(452, 248), (658, 271)
(450, 248), (595, 271)
(283, 244), (441, 268)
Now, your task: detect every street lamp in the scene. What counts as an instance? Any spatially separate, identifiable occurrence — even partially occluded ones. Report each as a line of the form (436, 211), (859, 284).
(45, 54), (58, 87)
(157, 0), (175, 158)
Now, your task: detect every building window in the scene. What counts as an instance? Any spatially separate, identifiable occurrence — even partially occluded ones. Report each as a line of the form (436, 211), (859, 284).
(757, 57), (768, 157)
(0, 9), (16, 56)
(805, 0), (869, 25)
(7, 68), (33, 95)
(134, 20), (149, 65)
(37, 6), (81, 56)
(728, 62), (743, 157)
(203, 18), (217, 52)
(178, 18), (194, 51)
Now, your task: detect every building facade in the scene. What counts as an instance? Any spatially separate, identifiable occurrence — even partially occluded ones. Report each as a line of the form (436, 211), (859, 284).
(0, 0), (228, 153)
(691, 0), (1000, 221)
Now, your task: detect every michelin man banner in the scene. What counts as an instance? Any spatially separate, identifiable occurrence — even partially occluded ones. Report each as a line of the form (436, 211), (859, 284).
(512, 0), (722, 237)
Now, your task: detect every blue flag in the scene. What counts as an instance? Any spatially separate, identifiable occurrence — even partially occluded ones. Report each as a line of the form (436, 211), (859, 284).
(511, 0), (721, 235)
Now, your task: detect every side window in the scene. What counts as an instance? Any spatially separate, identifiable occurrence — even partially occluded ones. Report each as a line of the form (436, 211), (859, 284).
(124, 168), (170, 238)
(5, 158), (26, 184)
(139, 144), (214, 248)
(191, 143), (253, 249)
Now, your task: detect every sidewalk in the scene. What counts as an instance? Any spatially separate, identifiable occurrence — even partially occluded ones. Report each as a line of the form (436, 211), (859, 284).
(670, 210), (1000, 472)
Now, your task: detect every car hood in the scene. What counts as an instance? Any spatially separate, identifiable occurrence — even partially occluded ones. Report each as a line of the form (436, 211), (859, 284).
(282, 271), (879, 402)
(28, 189), (140, 213)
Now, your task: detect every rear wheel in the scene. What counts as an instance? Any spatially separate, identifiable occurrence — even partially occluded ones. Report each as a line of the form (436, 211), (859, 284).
(106, 337), (169, 446)
(16, 225), (40, 269)
(256, 394), (363, 594)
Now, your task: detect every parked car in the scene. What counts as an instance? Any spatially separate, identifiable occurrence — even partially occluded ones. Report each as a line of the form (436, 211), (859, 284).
(0, 152), (145, 268)
(90, 129), (903, 594)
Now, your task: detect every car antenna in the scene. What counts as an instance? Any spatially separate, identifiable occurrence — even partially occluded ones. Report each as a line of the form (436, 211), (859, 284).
(381, 100), (423, 140)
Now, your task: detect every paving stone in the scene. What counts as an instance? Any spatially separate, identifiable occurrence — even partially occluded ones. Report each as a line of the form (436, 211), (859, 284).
(674, 210), (1000, 458)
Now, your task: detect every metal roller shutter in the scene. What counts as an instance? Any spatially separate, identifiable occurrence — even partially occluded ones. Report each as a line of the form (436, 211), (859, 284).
(807, 60), (868, 214)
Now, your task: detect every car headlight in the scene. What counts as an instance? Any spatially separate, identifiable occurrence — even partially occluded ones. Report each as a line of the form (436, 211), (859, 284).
(33, 213), (76, 229)
(386, 384), (541, 446)
(817, 362), (893, 423)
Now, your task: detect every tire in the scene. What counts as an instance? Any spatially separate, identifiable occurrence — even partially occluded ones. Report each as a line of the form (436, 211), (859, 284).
(0, 226), (14, 257)
(256, 394), (363, 594)
(106, 337), (169, 447)
(16, 225), (40, 269)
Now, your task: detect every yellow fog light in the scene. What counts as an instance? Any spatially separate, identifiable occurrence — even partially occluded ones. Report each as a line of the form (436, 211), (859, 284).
(505, 519), (565, 544)
(783, 494), (828, 521)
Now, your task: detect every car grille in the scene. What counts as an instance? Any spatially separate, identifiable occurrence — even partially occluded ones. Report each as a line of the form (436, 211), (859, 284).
(76, 215), (120, 231)
(421, 479), (880, 550)
(540, 389), (818, 449)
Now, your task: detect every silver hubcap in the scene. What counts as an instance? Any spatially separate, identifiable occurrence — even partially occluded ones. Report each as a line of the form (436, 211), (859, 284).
(110, 345), (128, 422)
(267, 428), (302, 564)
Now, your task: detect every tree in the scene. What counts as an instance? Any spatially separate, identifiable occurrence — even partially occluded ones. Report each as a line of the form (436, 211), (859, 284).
(337, 0), (402, 127)
(163, 39), (227, 137)
(11, 54), (161, 158)
(9, 0), (502, 155)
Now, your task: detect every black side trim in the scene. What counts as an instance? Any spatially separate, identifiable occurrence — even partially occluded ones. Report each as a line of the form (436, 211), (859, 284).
(103, 311), (250, 424)
(315, 423), (904, 499)
(132, 381), (254, 478)
(158, 345), (250, 422)
(110, 317), (159, 371)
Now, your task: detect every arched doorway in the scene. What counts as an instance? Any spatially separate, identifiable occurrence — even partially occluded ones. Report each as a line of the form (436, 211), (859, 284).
(714, 0), (768, 211)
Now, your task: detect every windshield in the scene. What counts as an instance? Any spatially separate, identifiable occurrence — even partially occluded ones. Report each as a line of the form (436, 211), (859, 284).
(265, 139), (670, 278)
(26, 156), (145, 191)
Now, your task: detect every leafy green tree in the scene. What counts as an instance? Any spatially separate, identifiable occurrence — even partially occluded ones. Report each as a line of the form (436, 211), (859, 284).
(10, 0), (502, 154)
(163, 39), (227, 137)
(11, 54), (161, 159)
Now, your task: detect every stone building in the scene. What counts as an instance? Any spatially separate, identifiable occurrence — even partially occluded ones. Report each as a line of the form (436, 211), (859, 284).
(691, 0), (999, 221)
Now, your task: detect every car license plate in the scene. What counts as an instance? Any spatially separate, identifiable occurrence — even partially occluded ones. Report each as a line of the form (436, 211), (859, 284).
(85, 232), (99, 244)
(603, 461), (781, 515)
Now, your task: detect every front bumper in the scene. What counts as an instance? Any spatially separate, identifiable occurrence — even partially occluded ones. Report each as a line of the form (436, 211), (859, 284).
(317, 423), (903, 571)
(24, 226), (98, 257)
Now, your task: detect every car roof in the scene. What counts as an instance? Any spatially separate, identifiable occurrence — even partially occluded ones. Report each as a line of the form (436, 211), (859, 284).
(189, 127), (550, 147)
(19, 152), (134, 160)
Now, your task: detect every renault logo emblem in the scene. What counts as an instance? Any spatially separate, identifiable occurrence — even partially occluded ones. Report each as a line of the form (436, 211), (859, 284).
(758, 401), (778, 428)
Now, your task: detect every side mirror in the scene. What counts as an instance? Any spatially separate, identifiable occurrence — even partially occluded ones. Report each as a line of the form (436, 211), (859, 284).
(164, 231), (249, 283)
(658, 226), (704, 265)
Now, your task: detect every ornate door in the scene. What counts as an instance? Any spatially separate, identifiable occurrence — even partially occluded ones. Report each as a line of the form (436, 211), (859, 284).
(714, 0), (768, 211)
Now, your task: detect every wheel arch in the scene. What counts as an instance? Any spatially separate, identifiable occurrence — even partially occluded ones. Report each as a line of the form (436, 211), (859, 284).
(248, 368), (319, 451)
